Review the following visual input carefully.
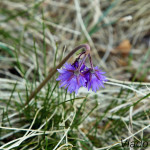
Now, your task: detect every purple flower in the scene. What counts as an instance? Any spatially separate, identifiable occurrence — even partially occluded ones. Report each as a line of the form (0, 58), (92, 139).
(56, 63), (86, 94)
(83, 66), (107, 92)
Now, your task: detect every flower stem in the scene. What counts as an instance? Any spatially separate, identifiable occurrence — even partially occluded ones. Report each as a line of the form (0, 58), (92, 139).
(88, 54), (94, 70)
(26, 44), (90, 105)
(77, 54), (87, 71)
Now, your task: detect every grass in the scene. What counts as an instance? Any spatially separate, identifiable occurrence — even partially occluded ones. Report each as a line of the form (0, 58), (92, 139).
(0, 0), (150, 150)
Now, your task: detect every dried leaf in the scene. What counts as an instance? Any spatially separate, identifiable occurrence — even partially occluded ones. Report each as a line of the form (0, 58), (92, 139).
(116, 39), (131, 55)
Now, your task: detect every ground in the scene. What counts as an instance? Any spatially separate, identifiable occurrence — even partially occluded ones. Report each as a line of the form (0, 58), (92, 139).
(0, 0), (150, 149)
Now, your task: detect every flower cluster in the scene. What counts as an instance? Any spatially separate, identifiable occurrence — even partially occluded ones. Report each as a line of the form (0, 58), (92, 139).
(56, 51), (107, 94)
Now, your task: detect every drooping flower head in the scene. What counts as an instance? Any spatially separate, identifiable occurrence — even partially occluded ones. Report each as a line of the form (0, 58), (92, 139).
(56, 62), (86, 94)
(56, 46), (107, 94)
(83, 66), (107, 92)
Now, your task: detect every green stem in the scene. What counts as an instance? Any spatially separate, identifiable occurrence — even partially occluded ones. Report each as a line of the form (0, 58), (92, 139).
(26, 44), (90, 105)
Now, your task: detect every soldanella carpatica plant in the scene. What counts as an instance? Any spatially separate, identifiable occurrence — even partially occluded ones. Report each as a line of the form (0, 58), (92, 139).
(27, 43), (107, 104)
